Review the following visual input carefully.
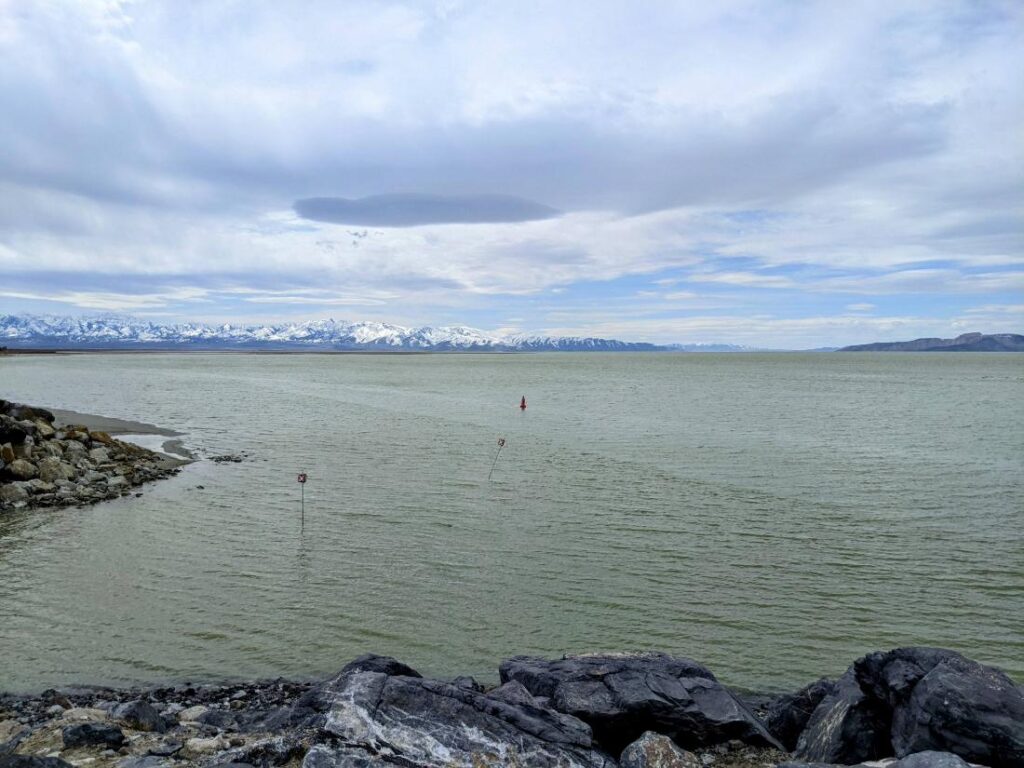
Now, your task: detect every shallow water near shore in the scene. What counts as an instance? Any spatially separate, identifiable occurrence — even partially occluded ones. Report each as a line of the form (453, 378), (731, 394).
(1, 352), (1022, 693)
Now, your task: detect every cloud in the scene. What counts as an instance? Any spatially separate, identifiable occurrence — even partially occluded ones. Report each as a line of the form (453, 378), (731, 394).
(294, 193), (559, 226)
(0, 1), (1021, 344)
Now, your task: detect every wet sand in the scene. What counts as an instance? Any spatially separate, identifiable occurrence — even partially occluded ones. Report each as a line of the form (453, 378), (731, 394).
(51, 408), (194, 461)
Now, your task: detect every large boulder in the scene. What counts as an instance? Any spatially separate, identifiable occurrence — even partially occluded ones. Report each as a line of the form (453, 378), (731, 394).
(891, 655), (1024, 768)
(499, 653), (781, 753)
(796, 647), (1021, 766)
(303, 666), (615, 767)
(763, 678), (835, 750)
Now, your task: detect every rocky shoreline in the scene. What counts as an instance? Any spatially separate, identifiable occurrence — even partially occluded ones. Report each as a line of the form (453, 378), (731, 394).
(1, 648), (1020, 768)
(0, 400), (188, 511)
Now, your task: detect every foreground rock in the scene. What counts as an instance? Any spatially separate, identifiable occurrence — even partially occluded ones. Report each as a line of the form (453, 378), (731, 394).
(0, 400), (185, 512)
(0, 648), (1018, 768)
(307, 661), (616, 767)
(795, 647), (1024, 767)
(500, 653), (783, 753)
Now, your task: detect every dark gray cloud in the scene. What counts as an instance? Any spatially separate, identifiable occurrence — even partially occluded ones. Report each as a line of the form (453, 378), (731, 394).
(294, 193), (560, 226)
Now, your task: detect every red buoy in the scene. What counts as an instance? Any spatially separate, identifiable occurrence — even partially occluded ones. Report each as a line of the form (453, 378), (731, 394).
(520, 396), (527, 410)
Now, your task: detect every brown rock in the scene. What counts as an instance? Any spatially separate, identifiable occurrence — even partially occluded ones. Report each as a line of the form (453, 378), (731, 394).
(3, 458), (38, 480)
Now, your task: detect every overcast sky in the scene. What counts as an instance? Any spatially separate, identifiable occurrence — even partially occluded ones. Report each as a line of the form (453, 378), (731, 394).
(1, 0), (1021, 346)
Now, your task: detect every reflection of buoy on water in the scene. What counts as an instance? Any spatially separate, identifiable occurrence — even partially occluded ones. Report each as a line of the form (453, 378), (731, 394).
(520, 396), (527, 411)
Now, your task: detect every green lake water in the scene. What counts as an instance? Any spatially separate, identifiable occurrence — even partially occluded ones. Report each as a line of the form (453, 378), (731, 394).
(1, 352), (1021, 692)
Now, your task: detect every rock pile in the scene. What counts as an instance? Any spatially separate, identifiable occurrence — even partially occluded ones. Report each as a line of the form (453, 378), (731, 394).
(1, 648), (1020, 768)
(0, 400), (184, 511)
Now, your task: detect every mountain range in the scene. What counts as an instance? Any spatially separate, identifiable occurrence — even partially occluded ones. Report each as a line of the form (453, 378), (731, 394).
(839, 332), (1024, 352)
(0, 314), (750, 352)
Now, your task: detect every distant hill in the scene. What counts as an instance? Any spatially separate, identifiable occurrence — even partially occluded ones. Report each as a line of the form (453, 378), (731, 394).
(839, 332), (1024, 352)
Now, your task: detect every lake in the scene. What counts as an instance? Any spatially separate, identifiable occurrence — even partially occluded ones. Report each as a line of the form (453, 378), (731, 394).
(1, 352), (1021, 693)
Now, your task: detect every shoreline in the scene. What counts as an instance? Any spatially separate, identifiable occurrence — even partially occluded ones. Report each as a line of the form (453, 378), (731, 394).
(1, 647), (1020, 768)
(0, 400), (191, 510)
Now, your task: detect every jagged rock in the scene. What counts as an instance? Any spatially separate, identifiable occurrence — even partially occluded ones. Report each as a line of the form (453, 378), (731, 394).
(3, 459), (38, 480)
(113, 700), (167, 733)
(891, 655), (1024, 767)
(763, 678), (836, 750)
(499, 653), (781, 753)
(619, 731), (701, 768)
(490, 680), (541, 707)
(793, 667), (895, 764)
(450, 675), (484, 691)
(795, 646), (1022, 766)
(309, 668), (615, 767)
(62, 722), (126, 749)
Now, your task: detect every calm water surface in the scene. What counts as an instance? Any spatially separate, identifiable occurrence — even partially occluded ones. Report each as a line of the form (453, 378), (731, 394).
(1, 352), (1021, 692)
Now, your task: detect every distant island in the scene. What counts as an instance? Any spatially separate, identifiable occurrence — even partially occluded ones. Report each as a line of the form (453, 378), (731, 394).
(839, 332), (1024, 352)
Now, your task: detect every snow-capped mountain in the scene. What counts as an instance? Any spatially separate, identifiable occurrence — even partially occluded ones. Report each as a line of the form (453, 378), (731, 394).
(0, 314), (664, 351)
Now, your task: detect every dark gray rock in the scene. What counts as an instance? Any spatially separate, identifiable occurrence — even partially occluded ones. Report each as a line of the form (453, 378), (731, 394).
(499, 653), (781, 753)
(489, 680), (541, 707)
(0, 757), (74, 768)
(197, 708), (238, 731)
(311, 668), (615, 767)
(891, 655), (1024, 768)
(854, 647), (961, 708)
(117, 757), (170, 768)
(793, 668), (892, 764)
(763, 678), (836, 750)
(619, 731), (701, 768)
(146, 740), (182, 757)
(62, 722), (127, 749)
(449, 675), (483, 691)
(778, 750), (973, 768)
(113, 700), (168, 733)
(338, 654), (421, 678)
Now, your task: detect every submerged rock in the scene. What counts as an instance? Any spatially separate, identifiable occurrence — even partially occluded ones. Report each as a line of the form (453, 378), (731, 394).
(499, 653), (781, 753)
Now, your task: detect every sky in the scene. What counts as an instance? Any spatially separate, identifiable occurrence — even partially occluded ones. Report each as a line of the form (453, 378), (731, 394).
(0, 0), (1022, 348)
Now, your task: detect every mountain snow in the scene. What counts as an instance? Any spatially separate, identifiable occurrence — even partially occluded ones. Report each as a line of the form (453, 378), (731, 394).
(0, 314), (674, 351)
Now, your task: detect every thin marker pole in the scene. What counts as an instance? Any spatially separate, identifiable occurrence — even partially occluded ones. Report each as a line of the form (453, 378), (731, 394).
(297, 472), (308, 528)
(488, 438), (506, 481)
